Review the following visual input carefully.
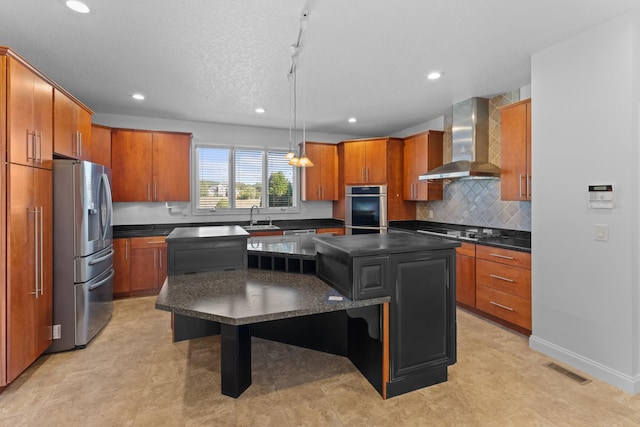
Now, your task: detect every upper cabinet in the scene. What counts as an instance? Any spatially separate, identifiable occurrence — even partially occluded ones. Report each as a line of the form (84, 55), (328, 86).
(7, 56), (53, 169)
(90, 124), (112, 168)
(301, 142), (338, 201)
(111, 129), (192, 202)
(403, 130), (444, 201)
(343, 138), (389, 184)
(53, 88), (92, 160)
(499, 99), (531, 201)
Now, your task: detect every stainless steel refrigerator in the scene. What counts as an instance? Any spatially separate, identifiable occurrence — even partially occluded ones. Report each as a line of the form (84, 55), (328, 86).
(48, 159), (114, 353)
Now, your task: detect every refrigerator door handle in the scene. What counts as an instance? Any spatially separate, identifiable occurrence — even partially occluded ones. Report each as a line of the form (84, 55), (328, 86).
(89, 269), (115, 291)
(88, 249), (115, 265)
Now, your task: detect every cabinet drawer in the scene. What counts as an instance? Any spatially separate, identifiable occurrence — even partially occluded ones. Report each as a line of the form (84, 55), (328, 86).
(131, 236), (167, 249)
(455, 242), (475, 257)
(476, 259), (531, 299)
(476, 245), (530, 269)
(476, 285), (531, 330)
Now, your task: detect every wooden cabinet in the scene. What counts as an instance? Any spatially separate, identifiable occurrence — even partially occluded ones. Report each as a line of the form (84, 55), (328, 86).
(90, 124), (112, 168)
(499, 99), (531, 201)
(53, 88), (92, 160)
(6, 164), (53, 383)
(301, 142), (338, 201)
(475, 245), (531, 331)
(7, 55), (53, 169)
(113, 238), (131, 297)
(343, 138), (389, 184)
(111, 129), (191, 202)
(337, 137), (414, 221)
(403, 131), (444, 201)
(316, 227), (344, 235)
(388, 250), (456, 392)
(114, 236), (167, 297)
(130, 237), (167, 292)
(455, 242), (476, 307)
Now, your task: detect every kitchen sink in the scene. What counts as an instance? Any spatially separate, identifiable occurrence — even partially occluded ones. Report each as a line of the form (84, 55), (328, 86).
(241, 224), (281, 231)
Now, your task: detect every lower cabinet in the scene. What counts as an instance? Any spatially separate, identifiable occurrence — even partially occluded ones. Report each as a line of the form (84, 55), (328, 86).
(455, 242), (476, 307)
(386, 250), (456, 397)
(113, 236), (167, 297)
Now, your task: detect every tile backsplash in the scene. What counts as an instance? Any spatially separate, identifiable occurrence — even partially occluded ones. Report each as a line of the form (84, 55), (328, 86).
(417, 90), (531, 232)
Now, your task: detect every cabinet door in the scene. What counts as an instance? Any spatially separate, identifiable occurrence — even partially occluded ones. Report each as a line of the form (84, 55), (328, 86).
(320, 144), (338, 200)
(343, 141), (367, 184)
(500, 100), (530, 201)
(7, 164), (36, 382)
(415, 132), (443, 200)
(364, 140), (387, 184)
(8, 59), (53, 169)
(53, 89), (77, 158)
(77, 107), (92, 161)
(403, 136), (416, 199)
(389, 251), (456, 381)
(158, 246), (168, 287)
(91, 125), (112, 168)
(456, 251), (476, 307)
(113, 238), (131, 295)
(130, 248), (158, 291)
(111, 130), (153, 202)
(152, 132), (191, 201)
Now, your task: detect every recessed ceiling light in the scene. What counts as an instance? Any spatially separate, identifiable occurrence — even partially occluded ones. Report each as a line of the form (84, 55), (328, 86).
(348, 117), (357, 123)
(427, 71), (443, 80)
(255, 108), (265, 114)
(131, 93), (145, 100)
(66, 1), (90, 13)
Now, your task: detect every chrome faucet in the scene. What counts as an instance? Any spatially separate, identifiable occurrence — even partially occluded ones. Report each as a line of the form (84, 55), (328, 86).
(250, 205), (259, 225)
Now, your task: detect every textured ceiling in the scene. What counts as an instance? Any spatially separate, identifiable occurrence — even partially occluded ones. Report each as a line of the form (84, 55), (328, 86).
(1, 0), (639, 136)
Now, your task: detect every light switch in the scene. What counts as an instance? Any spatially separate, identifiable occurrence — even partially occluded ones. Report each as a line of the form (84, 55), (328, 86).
(595, 224), (609, 241)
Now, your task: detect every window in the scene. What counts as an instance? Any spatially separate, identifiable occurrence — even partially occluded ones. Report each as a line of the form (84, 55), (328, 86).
(194, 145), (297, 213)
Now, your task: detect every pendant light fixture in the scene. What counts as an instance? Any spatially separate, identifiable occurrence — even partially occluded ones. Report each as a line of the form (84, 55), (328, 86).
(285, 10), (312, 167)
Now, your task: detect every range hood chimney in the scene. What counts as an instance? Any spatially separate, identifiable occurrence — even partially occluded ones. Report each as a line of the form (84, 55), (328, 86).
(419, 97), (500, 180)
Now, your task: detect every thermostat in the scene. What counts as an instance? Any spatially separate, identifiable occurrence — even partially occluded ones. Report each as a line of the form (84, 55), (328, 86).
(588, 185), (614, 209)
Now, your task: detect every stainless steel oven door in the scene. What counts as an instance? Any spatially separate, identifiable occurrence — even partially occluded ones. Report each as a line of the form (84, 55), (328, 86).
(75, 267), (114, 346)
(345, 185), (388, 234)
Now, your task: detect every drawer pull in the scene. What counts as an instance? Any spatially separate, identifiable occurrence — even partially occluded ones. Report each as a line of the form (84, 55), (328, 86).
(489, 301), (514, 311)
(490, 253), (515, 260)
(489, 274), (514, 283)
(147, 241), (165, 245)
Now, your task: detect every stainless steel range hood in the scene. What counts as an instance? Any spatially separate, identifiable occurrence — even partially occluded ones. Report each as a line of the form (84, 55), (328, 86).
(419, 97), (500, 180)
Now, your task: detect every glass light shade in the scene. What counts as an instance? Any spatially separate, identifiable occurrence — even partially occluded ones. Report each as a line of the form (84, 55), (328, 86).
(297, 155), (314, 167)
(284, 151), (295, 160)
(288, 156), (301, 166)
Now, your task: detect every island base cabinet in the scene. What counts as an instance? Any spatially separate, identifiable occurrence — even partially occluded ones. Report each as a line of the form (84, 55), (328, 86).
(386, 250), (456, 398)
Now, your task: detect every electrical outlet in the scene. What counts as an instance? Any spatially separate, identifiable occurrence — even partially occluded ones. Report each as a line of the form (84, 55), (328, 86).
(428, 210), (434, 219)
(53, 324), (61, 339)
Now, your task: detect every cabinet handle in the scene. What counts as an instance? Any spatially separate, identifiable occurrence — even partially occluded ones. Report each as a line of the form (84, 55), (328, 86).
(519, 174), (525, 198)
(147, 241), (165, 245)
(489, 253), (514, 260)
(489, 273), (514, 283)
(153, 251), (157, 269)
(39, 206), (44, 295)
(78, 131), (82, 157)
(28, 207), (39, 297)
(147, 183), (151, 201)
(125, 240), (129, 260)
(366, 167), (369, 182)
(361, 167), (364, 182)
(489, 301), (514, 311)
(527, 174), (531, 198)
(26, 130), (35, 161)
(159, 249), (163, 269)
(154, 182), (157, 201)
(36, 132), (43, 164)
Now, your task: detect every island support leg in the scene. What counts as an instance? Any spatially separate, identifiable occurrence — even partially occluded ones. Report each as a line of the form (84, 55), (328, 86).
(220, 324), (252, 398)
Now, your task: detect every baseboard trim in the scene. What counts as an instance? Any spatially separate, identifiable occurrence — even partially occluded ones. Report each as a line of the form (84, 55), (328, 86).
(529, 335), (640, 394)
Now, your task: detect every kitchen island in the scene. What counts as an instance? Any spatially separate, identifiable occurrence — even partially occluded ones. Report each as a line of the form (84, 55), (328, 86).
(156, 226), (460, 399)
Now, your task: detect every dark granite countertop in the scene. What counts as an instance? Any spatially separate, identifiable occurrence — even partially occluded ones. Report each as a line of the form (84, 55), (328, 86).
(313, 232), (460, 257)
(390, 220), (531, 253)
(166, 225), (249, 242)
(114, 218), (344, 238)
(155, 269), (390, 326)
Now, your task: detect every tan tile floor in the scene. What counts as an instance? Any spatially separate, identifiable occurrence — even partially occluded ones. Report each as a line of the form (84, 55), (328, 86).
(1, 296), (639, 426)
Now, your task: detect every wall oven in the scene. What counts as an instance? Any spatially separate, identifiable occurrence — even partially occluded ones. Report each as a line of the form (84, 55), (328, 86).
(345, 185), (388, 234)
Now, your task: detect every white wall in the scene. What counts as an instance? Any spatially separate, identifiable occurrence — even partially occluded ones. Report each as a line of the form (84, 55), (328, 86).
(93, 113), (365, 225)
(529, 13), (640, 393)
(391, 116), (444, 138)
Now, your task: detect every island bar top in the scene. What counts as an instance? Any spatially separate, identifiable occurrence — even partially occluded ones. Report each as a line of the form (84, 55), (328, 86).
(155, 269), (390, 326)
(165, 224), (249, 241)
(313, 232), (461, 257)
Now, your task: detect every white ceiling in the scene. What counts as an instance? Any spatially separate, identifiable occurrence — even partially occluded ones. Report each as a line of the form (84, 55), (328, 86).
(1, 0), (639, 137)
